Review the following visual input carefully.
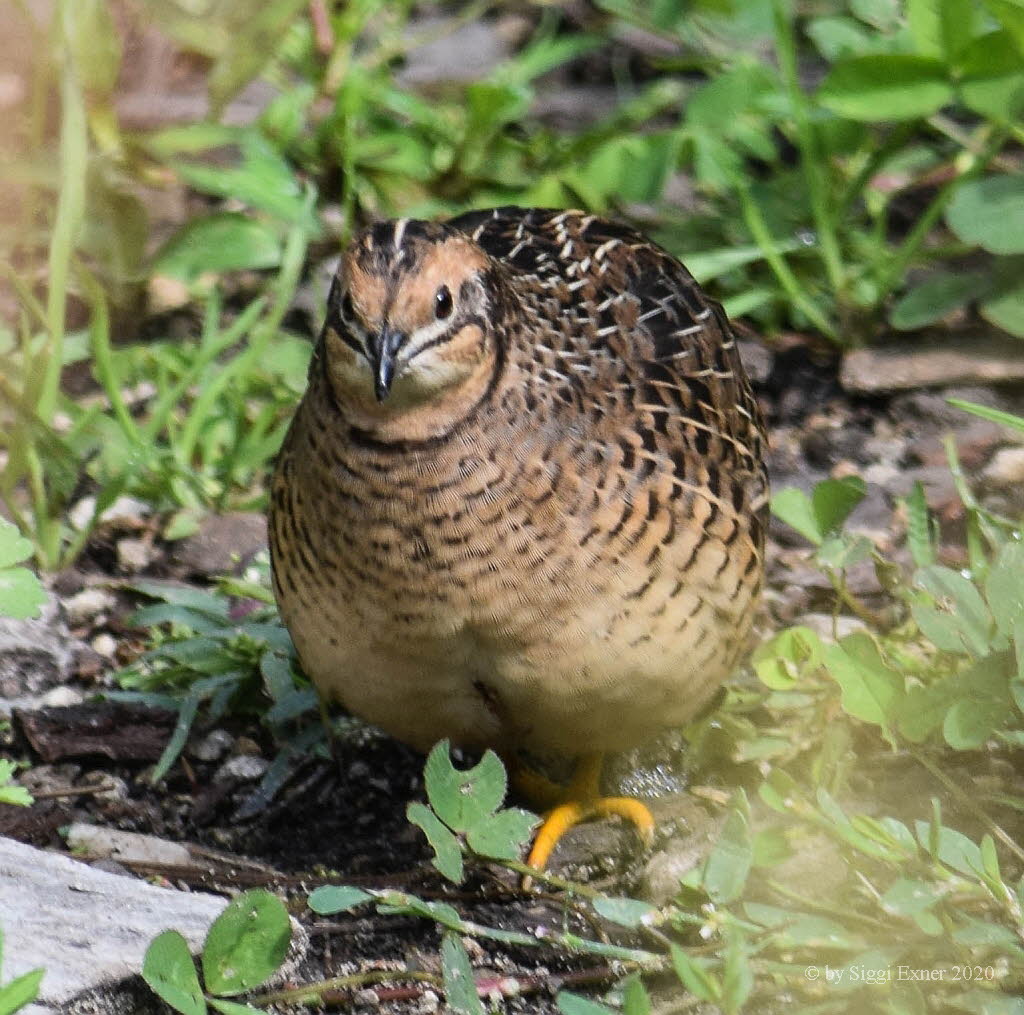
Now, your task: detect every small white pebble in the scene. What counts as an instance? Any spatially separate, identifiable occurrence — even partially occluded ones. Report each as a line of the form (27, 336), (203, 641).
(983, 446), (1024, 488)
(91, 633), (117, 658)
(117, 538), (153, 574)
(69, 496), (98, 531)
(64, 588), (117, 627)
(189, 729), (235, 762)
(40, 686), (84, 708)
(215, 755), (269, 782)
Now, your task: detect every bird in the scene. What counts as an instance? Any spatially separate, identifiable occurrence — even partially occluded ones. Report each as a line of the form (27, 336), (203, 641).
(268, 207), (768, 871)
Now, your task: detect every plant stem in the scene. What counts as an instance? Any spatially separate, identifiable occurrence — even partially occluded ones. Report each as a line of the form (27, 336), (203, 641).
(735, 181), (839, 341)
(877, 127), (1007, 299)
(248, 969), (442, 1007)
(38, 0), (88, 423)
(837, 122), (916, 220)
(771, 0), (845, 299)
(911, 749), (1024, 866)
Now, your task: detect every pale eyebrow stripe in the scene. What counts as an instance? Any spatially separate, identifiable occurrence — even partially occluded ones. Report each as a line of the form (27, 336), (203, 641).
(393, 218), (409, 250)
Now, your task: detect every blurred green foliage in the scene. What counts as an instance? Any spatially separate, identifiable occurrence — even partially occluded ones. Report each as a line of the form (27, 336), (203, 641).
(2, 0), (1024, 565)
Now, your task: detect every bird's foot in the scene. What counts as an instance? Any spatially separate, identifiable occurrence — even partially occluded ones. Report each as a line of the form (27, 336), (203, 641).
(526, 795), (655, 872)
(514, 753), (655, 885)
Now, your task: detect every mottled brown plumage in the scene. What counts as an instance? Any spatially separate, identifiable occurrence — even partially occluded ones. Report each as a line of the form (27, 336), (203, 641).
(269, 207), (767, 774)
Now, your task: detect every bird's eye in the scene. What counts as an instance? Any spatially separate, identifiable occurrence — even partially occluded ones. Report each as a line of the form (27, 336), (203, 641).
(434, 285), (453, 320)
(340, 291), (356, 321)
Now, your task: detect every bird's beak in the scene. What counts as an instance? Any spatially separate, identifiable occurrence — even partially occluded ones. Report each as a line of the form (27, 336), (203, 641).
(370, 326), (405, 402)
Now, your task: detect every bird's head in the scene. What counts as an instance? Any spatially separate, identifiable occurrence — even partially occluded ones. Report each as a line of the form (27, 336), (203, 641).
(320, 218), (502, 437)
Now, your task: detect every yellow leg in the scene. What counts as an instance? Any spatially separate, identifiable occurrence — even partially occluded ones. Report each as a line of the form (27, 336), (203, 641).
(523, 753), (656, 873)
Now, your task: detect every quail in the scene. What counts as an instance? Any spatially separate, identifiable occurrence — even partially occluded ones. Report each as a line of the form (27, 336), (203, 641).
(269, 207), (768, 869)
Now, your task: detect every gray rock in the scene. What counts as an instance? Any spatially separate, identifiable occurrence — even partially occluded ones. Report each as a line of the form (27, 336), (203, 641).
(841, 334), (1024, 393)
(63, 588), (117, 628)
(68, 495), (150, 532)
(399, 16), (513, 87)
(0, 594), (76, 712)
(116, 538), (154, 574)
(172, 512), (268, 578)
(800, 613), (866, 640)
(188, 728), (234, 762)
(215, 755), (269, 782)
(736, 339), (774, 385)
(982, 446), (1024, 489)
(65, 824), (193, 867)
(0, 835), (225, 1014)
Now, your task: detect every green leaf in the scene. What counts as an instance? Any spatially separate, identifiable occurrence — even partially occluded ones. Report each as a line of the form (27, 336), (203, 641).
(440, 931), (483, 1015)
(207, 0), (309, 114)
(982, 0), (1024, 53)
(913, 820), (984, 876)
(903, 481), (936, 567)
(898, 677), (960, 742)
(0, 758), (33, 807)
(943, 698), (1007, 749)
(142, 930), (206, 1015)
(0, 519), (34, 569)
(852, 0), (903, 31)
(259, 653), (294, 701)
(131, 581), (232, 618)
(153, 213), (283, 280)
(908, 0), (974, 58)
(622, 975), (651, 1015)
(947, 398), (1024, 435)
(914, 565), (993, 656)
(890, 271), (990, 330)
(982, 277), (1024, 337)
(980, 833), (1002, 883)
(557, 993), (617, 1015)
(823, 632), (904, 733)
(807, 16), (878, 61)
(818, 55), (954, 121)
(202, 890), (290, 996)
(592, 896), (659, 929)
(208, 1001), (265, 1015)
(947, 175), (1024, 254)
(721, 929), (753, 1015)
(66, 0), (122, 96)
(374, 891), (464, 932)
(880, 878), (943, 917)
(752, 626), (824, 690)
(770, 487), (822, 545)
(1016, 621), (1024, 685)
(812, 476), (867, 537)
(684, 241), (800, 283)
(670, 945), (720, 1002)
(581, 132), (679, 204)
(306, 885), (371, 916)
(172, 132), (311, 226)
(817, 533), (873, 570)
(0, 967), (44, 1015)
(423, 741), (506, 833)
(0, 568), (47, 621)
(408, 801), (465, 883)
(465, 807), (537, 862)
(703, 796), (753, 904)
(985, 543), (1024, 638)
(956, 30), (1024, 121)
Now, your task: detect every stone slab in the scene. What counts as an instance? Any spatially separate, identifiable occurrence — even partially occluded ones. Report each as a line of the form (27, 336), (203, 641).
(0, 835), (226, 1014)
